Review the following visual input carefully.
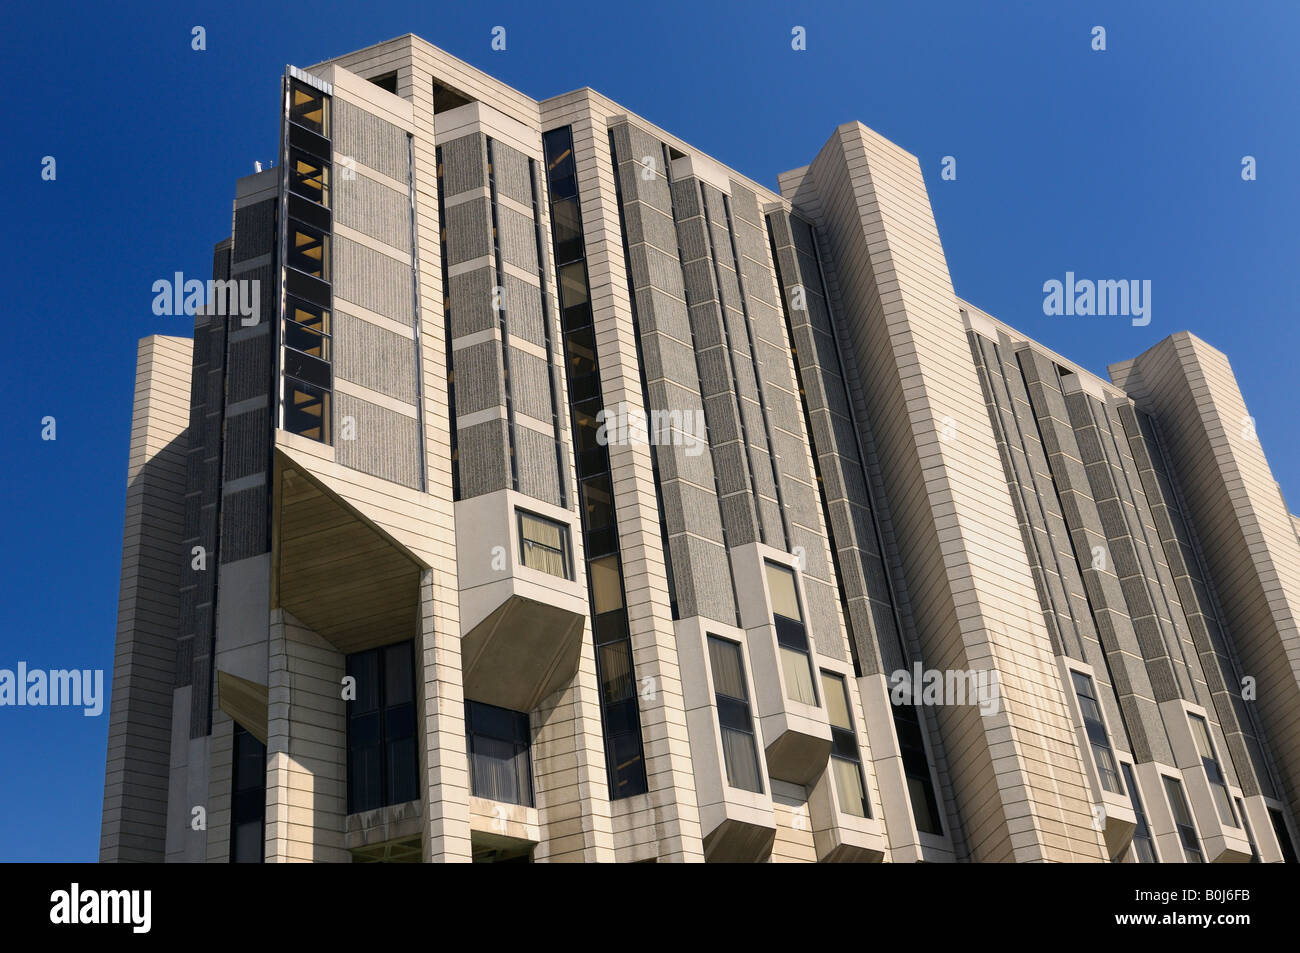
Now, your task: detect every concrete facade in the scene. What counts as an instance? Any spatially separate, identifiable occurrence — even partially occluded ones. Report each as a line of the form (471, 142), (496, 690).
(101, 34), (1300, 863)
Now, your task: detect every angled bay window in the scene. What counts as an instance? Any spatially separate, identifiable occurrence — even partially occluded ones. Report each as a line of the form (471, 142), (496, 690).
(765, 562), (817, 707)
(517, 510), (571, 580)
(346, 641), (418, 814)
(1070, 670), (1123, 795)
(708, 636), (763, 794)
(1121, 763), (1158, 863)
(230, 724), (266, 863)
(822, 671), (869, 818)
(1189, 713), (1237, 827)
(1163, 775), (1204, 863)
(466, 700), (533, 807)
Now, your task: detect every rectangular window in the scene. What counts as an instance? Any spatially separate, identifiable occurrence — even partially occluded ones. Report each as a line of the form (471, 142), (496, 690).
(290, 80), (329, 135)
(517, 510), (571, 580)
(1269, 807), (1298, 863)
(1121, 763), (1158, 863)
(893, 705), (943, 835)
(466, 700), (533, 806)
(284, 297), (331, 362)
(1189, 713), (1237, 827)
(708, 636), (763, 794)
(765, 562), (817, 707)
(289, 147), (330, 207)
(288, 221), (330, 281)
(284, 376), (330, 443)
(1071, 670), (1123, 795)
(346, 641), (418, 814)
(822, 671), (869, 817)
(230, 724), (266, 863)
(1163, 775), (1204, 863)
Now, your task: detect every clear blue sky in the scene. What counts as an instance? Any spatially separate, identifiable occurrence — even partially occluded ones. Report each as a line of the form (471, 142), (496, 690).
(1, 0), (1296, 861)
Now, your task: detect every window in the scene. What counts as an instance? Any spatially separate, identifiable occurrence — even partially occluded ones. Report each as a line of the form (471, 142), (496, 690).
(822, 672), (869, 817)
(283, 376), (330, 442)
(1163, 775), (1204, 863)
(1189, 714), (1237, 827)
(765, 562), (817, 707)
(466, 700), (533, 806)
(284, 297), (331, 362)
(288, 221), (330, 281)
(230, 724), (266, 863)
(346, 642), (418, 814)
(893, 705), (943, 834)
(708, 636), (762, 794)
(1269, 808), (1298, 863)
(290, 80), (329, 135)
(1070, 670), (1123, 795)
(369, 71), (398, 94)
(517, 510), (571, 580)
(1236, 797), (1260, 863)
(579, 474), (617, 558)
(1121, 763), (1158, 863)
(289, 148), (330, 207)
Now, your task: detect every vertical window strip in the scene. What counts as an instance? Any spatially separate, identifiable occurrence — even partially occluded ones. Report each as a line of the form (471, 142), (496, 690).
(435, 145), (459, 499)
(542, 126), (648, 800)
(1121, 762), (1159, 862)
(485, 137), (519, 492)
(721, 192), (792, 553)
(1163, 775), (1204, 863)
(407, 132), (427, 492)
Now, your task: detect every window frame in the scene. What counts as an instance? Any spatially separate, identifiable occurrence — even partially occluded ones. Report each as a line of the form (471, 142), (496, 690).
(1188, 712), (1238, 828)
(1121, 762), (1159, 863)
(465, 699), (535, 807)
(1069, 669), (1124, 796)
(345, 641), (419, 815)
(821, 670), (870, 818)
(1162, 774), (1204, 863)
(516, 509), (573, 581)
(764, 560), (818, 708)
(707, 635), (764, 795)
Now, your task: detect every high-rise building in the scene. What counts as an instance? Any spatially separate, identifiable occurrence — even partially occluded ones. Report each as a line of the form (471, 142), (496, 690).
(100, 33), (1300, 863)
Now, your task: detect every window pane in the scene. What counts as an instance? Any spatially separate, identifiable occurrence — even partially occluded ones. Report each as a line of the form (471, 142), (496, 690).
(708, 637), (746, 701)
(289, 148), (330, 206)
(823, 672), (852, 730)
(290, 81), (329, 135)
(832, 757), (868, 818)
(781, 645), (818, 707)
(765, 562), (802, 621)
(288, 222), (329, 280)
(589, 555), (623, 615)
(720, 726), (763, 794)
(284, 376), (330, 443)
(599, 640), (635, 705)
(519, 511), (570, 580)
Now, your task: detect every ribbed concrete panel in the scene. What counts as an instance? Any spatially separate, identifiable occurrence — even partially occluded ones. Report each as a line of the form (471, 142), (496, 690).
(334, 236), (413, 324)
(496, 203), (539, 274)
(491, 139), (533, 207)
(457, 417), (511, 498)
(336, 170), (409, 251)
(452, 340), (505, 416)
(334, 311), (417, 404)
(447, 265), (496, 338)
(514, 423), (561, 505)
(225, 332), (271, 405)
(335, 98), (408, 183)
(233, 200), (275, 263)
(1121, 332), (1300, 823)
(334, 392), (421, 489)
(787, 123), (1106, 862)
(220, 485), (267, 563)
(101, 335), (191, 862)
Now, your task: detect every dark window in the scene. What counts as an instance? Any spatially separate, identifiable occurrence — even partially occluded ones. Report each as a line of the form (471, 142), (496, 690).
(290, 80), (329, 135)
(1236, 797), (1260, 863)
(369, 72), (398, 94)
(517, 510), (571, 580)
(1269, 808), (1298, 863)
(346, 642), (418, 814)
(230, 724), (266, 863)
(892, 704), (943, 834)
(564, 325), (601, 404)
(557, 261), (592, 330)
(1071, 670), (1123, 795)
(822, 671), (869, 817)
(550, 196), (584, 263)
(708, 636), (762, 794)
(283, 376), (330, 443)
(1163, 775), (1204, 863)
(1189, 714), (1237, 827)
(765, 562), (817, 707)
(1121, 763), (1158, 863)
(579, 474), (617, 558)
(288, 221), (329, 281)
(289, 148), (330, 207)
(571, 398), (608, 477)
(284, 297), (331, 362)
(466, 700), (533, 806)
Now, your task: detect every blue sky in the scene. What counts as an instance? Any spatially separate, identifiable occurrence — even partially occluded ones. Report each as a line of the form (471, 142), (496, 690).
(0, 0), (1296, 860)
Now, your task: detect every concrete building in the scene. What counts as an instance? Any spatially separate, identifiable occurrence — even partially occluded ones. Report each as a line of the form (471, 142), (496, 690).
(100, 33), (1300, 863)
